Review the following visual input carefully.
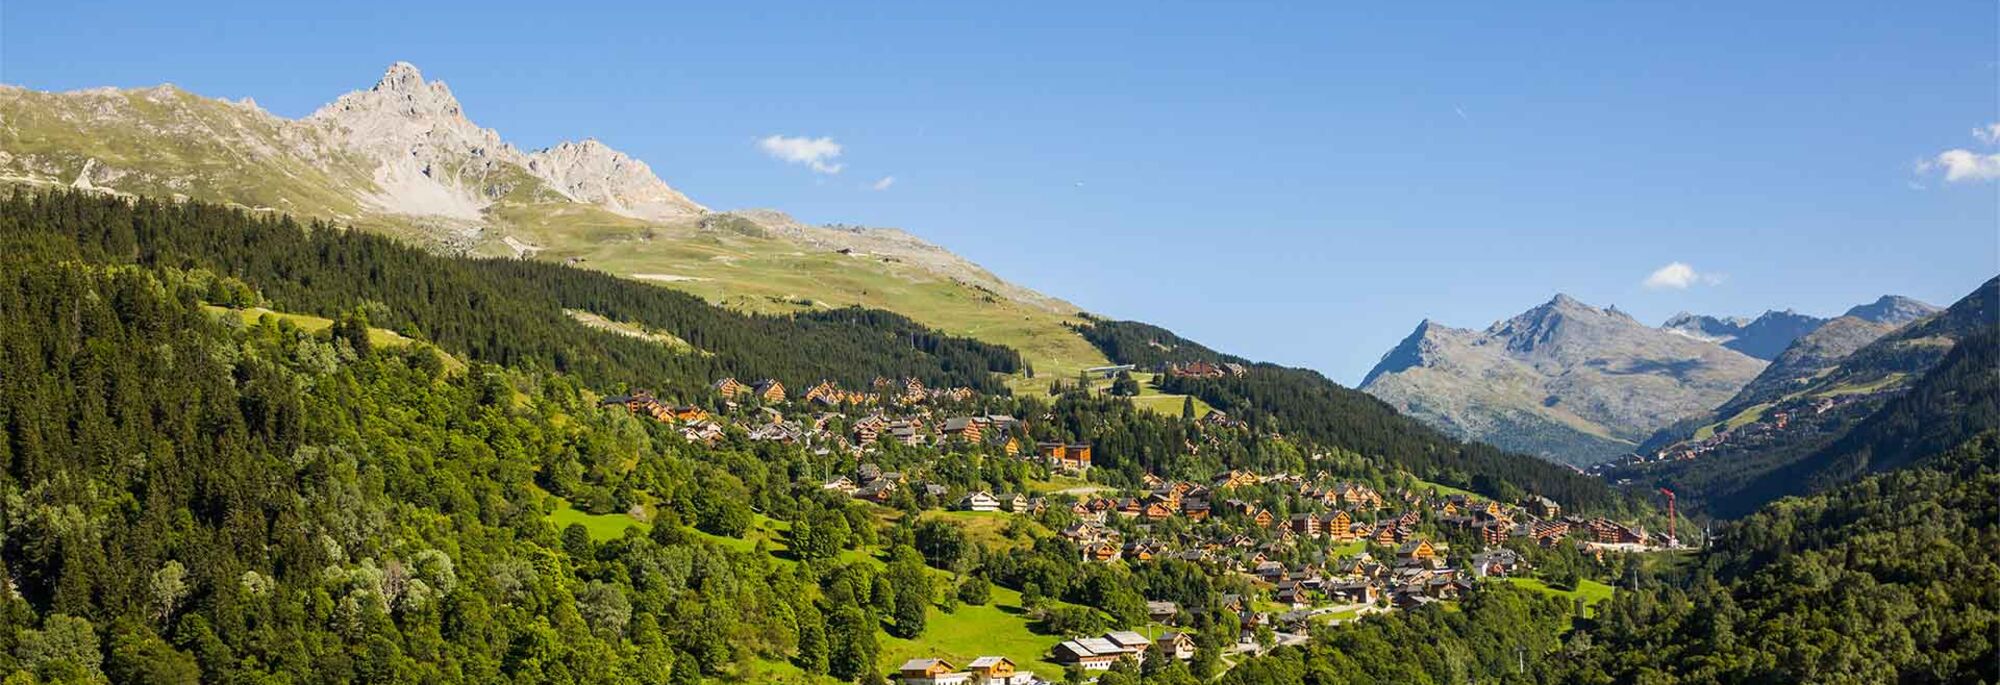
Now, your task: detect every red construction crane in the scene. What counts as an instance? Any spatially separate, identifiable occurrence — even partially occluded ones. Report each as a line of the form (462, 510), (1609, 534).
(1658, 487), (1677, 543)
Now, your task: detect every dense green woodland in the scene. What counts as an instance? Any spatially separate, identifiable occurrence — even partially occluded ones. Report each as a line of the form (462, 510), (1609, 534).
(0, 191), (1020, 398)
(0, 260), (830, 682)
(1075, 319), (1638, 515)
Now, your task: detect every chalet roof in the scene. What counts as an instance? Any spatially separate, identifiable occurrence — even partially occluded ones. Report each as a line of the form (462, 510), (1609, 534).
(1079, 636), (1127, 653)
(1106, 631), (1150, 647)
(967, 656), (1011, 669)
(899, 657), (949, 671)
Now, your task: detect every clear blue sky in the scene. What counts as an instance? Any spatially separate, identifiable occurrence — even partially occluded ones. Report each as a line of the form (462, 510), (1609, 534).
(6, 2), (1995, 384)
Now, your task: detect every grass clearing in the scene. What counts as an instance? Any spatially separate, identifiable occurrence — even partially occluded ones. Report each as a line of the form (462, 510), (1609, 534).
(918, 510), (1046, 551)
(1409, 477), (1478, 499)
(1508, 577), (1616, 617)
(879, 584), (1068, 677)
(205, 304), (466, 372)
(1814, 372), (1909, 398)
(548, 498), (650, 542)
(564, 308), (706, 355)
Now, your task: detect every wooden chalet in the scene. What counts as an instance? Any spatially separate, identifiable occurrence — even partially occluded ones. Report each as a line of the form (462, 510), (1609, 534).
(956, 491), (1001, 512)
(1324, 510), (1356, 541)
(712, 377), (748, 399)
(965, 656), (1033, 685)
(1396, 538), (1437, 563)
(1525, 495), (1561, 519)
(896, 658), (964, 685)
(1155, 632), (1196, 661)
(1052, 638), (1125, 670)
(752, 379), (786, 403)
(1290, 513), (1321, 536)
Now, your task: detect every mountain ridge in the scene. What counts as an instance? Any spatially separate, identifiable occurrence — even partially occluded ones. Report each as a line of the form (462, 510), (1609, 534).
(1360, 294), (1767, 466)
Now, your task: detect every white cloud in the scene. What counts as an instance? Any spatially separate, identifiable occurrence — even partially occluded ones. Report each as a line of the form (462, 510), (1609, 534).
(1918, 123), (2000, 183)
(1930, 149), (2000, 182)
(757, 134), (844, 174)
(870, 175), (896, 191)
(1642, 262), (1724, 290)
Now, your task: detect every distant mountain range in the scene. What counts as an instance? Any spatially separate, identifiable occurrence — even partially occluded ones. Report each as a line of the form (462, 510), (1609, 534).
(1361, 293), (1939, 467)
(1661, 295), (1937, 360)
(1612, 277), (1995, 517)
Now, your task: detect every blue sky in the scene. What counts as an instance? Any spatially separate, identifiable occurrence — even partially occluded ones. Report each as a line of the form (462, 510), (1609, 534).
(6, 1), (1995, 383)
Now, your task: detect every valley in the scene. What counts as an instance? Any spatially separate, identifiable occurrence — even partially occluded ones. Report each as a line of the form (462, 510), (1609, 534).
(0, 38), (1992, 685)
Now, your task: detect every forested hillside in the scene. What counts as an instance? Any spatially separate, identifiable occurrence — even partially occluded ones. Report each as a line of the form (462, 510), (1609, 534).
(1541, 432), (2000, 683)
(0, 260), (843, 681)
(0, 191), (1020, 398)
(1076, 319), (1638, 516)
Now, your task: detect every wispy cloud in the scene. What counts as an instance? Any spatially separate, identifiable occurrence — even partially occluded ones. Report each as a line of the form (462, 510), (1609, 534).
(1918, 123), (2000, 183)
(870, 175), (896, 191)
(1643, 262), (1723, 290)
(758, 134), (844, 174)
(1976, 123), (2000, 146)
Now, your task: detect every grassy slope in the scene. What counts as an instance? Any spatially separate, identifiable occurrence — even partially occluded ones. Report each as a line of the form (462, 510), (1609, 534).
(0, 86), (374, 217)
(544, 221), (1112, 389)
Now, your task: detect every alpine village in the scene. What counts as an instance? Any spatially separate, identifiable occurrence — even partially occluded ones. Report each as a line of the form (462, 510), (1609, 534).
(0, 33), (1994, 685)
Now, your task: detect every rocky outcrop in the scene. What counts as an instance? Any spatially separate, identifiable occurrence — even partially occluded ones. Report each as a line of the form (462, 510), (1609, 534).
(526, 140), (705, 221)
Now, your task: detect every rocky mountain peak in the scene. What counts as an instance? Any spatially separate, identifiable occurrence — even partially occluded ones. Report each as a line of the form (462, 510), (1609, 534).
(373, 62), (431, 95)
(1361, 319), (1459, 387)
(1843, 295), (1940, 326)
(1361, 293), (1767, 466)
(295, 62), (710, 224)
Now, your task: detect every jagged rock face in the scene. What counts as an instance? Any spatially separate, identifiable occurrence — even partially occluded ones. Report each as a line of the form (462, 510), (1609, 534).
(1361, 294), (1767, 466)
(1663, 310), (1827, 360)
(306, 62), (543, 220)
(525, 140), (704, 221)
(301, 62), (704, 222)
